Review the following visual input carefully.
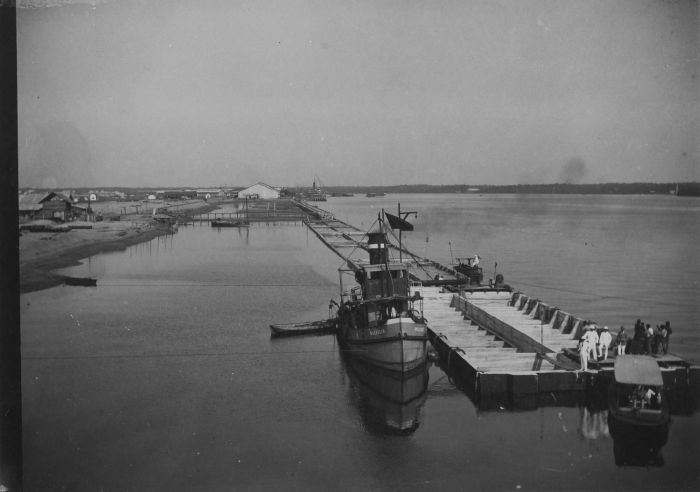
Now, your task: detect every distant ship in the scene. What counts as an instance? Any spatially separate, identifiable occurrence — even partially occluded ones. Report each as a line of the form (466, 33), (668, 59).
(307, 176), (327, 201)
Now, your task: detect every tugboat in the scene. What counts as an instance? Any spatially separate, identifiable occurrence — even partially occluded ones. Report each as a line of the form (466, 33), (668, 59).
(336, 215), (428, 373)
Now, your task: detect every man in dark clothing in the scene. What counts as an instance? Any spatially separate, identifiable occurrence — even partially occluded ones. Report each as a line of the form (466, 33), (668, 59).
(661, 321), (672, 354)
(632, 319), (645, 354)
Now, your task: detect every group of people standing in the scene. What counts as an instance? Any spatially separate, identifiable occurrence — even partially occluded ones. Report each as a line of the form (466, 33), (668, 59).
(577, 320), (672, 371)
(631, 319), (672, 356)
(577, 323), (613, 371)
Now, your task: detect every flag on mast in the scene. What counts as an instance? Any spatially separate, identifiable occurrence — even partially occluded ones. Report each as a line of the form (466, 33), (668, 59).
(384, 212), (414, 231)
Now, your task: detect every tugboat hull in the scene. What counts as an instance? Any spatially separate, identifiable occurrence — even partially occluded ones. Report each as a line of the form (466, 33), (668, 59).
(338, 317), (428, 373)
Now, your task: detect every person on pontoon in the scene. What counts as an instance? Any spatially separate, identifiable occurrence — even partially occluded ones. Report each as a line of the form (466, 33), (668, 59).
(598, 326), (612, 360)
(585, 324), (599, 362)
(578, 325), (596, 371)
(615, 326), (628, 355)
(578, 335), (591, 371)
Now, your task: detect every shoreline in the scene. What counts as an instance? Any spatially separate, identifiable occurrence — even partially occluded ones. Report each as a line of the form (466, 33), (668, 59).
(19, 220), (176, 294)
(19, 202), (219, 294)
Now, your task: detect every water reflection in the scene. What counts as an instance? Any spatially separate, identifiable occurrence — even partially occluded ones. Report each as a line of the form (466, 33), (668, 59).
(127, 229), (178, 258)
(211, 222), (250, 243)
(579, 407), (610, 440)
(607, 413), (669, 467)
(451, 369), (679, 469)
(341, 353), (428, 435)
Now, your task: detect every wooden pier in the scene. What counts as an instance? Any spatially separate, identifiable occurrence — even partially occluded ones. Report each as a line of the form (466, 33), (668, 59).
(417, 285), (699, 398)
(301, 201), (699, 399)
(304, 214), (464, 286)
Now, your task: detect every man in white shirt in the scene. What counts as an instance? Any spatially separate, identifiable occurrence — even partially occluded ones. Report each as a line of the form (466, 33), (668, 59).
(585, 324), (599, 361)
(598, 326), (612, 360)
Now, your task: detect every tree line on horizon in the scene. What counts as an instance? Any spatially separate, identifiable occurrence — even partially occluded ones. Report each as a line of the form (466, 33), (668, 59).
(20, 181), (700, 197)
(323, 182), (700, 196)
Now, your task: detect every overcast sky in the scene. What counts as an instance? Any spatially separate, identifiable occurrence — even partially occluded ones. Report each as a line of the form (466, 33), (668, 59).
(17, 0), (698, 188)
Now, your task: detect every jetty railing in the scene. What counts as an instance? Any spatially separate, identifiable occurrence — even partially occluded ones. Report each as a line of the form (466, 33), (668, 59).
(509, 291), (586, 339)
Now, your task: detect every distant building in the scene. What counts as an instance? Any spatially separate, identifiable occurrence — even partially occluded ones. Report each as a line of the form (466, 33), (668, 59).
(238, 182), (280, 199)
(18, 191), (75, 222)
(71, 193), (97, 203)
(195, 188), (224, 200)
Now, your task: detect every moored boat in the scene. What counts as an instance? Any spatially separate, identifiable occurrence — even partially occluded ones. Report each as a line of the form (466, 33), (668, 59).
(269, 319), (337, 337)
(453, 256), (484, 285)
(63, 276), (97, 286)
(607, 355), (670, 428)
(336, 216), (428, 373)
(211, 219), (249, 227)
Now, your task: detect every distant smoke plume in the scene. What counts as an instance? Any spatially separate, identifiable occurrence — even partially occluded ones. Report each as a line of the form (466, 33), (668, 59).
(558, 157), (588, 184)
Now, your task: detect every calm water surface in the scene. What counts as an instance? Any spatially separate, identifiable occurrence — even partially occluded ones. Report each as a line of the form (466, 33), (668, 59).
(21, 194), (700, 491)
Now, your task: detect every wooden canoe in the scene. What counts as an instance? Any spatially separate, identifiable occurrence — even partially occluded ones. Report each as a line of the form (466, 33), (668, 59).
(270, 319), (337, 337)
(211, 220), (250, 227)
(64, 276), (97, 286)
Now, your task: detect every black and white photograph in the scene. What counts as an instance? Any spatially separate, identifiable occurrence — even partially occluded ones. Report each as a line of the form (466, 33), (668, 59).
(4, 0), (699, 490)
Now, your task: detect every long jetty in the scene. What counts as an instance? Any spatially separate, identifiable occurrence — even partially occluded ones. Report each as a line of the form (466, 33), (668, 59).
(303, 213), (463, 286)
(297, 200), (700, 400)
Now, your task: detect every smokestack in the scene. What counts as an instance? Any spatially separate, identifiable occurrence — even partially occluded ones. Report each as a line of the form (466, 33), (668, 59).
(367, 231), (388, 265)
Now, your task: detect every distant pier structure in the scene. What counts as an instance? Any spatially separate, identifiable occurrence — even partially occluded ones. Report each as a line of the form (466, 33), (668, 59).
(189, 198), (307, 223)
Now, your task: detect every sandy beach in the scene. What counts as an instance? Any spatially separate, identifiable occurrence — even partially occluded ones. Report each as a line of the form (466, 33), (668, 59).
(18, 200), (219, 293)
(19, 218), (176, 293)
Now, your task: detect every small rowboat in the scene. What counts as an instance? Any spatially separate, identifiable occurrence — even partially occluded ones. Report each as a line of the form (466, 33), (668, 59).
(64, 276), (97, 286)
(269, 319), (337, 337)
(211, 219), (250, 227)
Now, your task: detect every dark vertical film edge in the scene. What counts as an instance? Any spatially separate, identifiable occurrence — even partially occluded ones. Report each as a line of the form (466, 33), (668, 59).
(0, 2), (22, 491)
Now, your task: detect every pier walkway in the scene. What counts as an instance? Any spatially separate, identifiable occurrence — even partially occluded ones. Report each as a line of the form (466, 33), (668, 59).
(416, 285), (697, 397)
(419, 287), (561, 375)
(300, 200), (699, 398)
